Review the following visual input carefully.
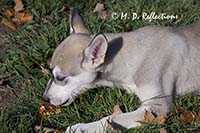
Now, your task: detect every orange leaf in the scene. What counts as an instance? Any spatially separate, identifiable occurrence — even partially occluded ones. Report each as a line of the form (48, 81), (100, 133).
(180, 111), (195, 123)
(143, 110), (155, 123)
(93, 3), (104, 13)
(12, 18), (21, 26)
(14, 12), (26, 18)
(12, 12), (33, 25)
(154, 115), (166, 125)
(20, 12), (33, 23)
(39, 101), (61, 118)
(1, 18), (17, 30)
(13, 0), (24, 12)
(3, 8), (14, 17)
(140, 111), (167, 125)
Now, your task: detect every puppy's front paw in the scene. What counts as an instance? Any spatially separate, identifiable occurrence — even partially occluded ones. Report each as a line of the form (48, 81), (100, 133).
(65, 123), (86, 133)
(65, 119), (109, 133)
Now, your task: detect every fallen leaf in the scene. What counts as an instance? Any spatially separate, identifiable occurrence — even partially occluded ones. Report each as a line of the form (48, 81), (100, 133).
(14, 12), (26, 18)
(39, 101), (61, 118)
(35, 125), (62, 133)
(193, 111), (200, 124)
(1, 18), (17, 30)
(108, 105), (123, 132)
(3, 8), (14, 17)
(154, 115), (166, 125)
(100, 10), (109, 20)
(160, 128), (167, 133)
(180, 111), (195, 123)
(13, 0), (24, 12)
(180, 111), (200, 124)
(112, 105), (123, 115)
(142, 110), (156, 124)
(12, 12), (25, 26)
(93, 3), (104, 13)
(20, 12), (33, 23)
(140, 110), (167, 125)
(12, 12), (33, 26)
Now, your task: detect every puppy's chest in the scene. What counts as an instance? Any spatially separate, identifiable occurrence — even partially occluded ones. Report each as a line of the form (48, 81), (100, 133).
(102, 67), (137, 93)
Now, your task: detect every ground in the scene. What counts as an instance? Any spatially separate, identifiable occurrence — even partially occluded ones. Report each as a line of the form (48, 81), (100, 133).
(0, 24), (21, 108)
(0, 0), (200, 132)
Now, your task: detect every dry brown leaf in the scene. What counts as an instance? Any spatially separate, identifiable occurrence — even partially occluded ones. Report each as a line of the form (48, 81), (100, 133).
(141, 111), (167, 125)
(180, 111), (200, 124)
(12, 12), (33, 26)
(154, 115), (166, 125)
(14, 12), (26, 18)
(12, 12), (25, 25)
(112, 105), (123, 115)
(35, 125), (62, 133)
(160, 128), (167, 133)
(143, 111), (156, 124)
(20, 12), (33, 23)
(180, 111), (195, 123)
(193, 111), (200, 124)
(3, 8), (14, 17)
(12, 18), (21, 26)
(93, 3), (104, 13)
(39, 101), (61, 118)
(100, 10), (109, 20)
(108, 105), (123, 132)
(1, 18), (17, 30)
(13, 0), (24, 12)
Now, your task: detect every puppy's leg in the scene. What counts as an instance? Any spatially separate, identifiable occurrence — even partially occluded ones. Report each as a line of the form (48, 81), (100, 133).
(65, 85), (174, 132)
(64, 105), (152, 133)
(110, 82), (174, 130)
(110, 97), (173, 130)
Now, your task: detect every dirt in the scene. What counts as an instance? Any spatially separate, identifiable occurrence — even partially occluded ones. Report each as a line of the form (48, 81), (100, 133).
(0, 24), (22, 109)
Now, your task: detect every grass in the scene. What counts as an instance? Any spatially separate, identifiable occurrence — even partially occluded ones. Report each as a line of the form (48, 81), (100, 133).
(0, 0), (200, 132)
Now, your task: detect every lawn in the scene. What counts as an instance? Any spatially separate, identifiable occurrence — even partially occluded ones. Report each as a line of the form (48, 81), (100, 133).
(0, 0), (200, 132)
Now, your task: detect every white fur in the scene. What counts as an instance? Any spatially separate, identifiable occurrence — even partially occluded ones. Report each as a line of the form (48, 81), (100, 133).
(42, 9), (200, 133)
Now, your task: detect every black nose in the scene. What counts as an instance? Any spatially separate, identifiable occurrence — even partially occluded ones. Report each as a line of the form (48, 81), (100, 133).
(42, 96), (50, 102)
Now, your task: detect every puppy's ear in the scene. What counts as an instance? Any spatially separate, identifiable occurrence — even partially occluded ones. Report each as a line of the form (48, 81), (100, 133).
(70, 8), (89, 34)
(81, 34), (108, 71)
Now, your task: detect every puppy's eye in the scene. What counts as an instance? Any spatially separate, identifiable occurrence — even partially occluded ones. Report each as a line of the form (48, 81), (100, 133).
(55, 75), (69, 86)
(56, 75), (67, 81)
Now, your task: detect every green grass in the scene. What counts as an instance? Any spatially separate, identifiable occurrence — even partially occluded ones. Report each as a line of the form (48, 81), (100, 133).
(0, 0), (200, 132)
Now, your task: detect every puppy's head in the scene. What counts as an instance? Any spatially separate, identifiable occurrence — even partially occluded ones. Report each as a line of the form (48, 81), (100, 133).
(43, 9), (108, 106)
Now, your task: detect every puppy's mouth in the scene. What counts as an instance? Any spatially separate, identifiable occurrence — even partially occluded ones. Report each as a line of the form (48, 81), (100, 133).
(61, 98), (74, 107)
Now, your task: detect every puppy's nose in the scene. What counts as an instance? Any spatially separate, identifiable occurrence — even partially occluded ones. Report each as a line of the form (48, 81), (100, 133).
(42, 96), (50, 102)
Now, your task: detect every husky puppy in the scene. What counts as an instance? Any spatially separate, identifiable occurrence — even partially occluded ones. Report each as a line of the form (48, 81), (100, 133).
(43, 9), (200, 132)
